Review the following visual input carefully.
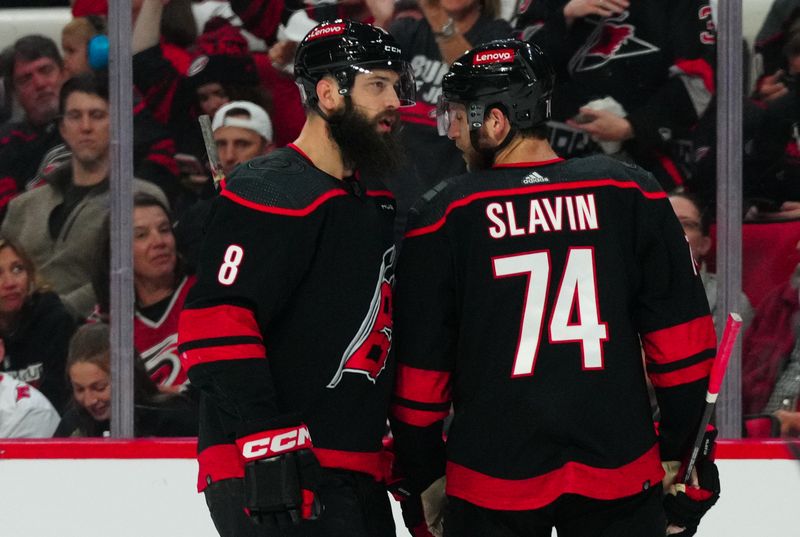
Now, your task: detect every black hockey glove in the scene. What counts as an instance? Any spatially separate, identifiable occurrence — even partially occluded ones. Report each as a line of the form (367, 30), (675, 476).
(236, 424), (322, 527)
(663, 427), (721, 536)
(388, 479), (437, 537)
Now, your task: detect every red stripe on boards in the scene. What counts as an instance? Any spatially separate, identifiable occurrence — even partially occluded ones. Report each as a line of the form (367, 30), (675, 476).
(642, 316), (716, 365)
(0, 439), (796, 460)
(0, 438), (197, 459)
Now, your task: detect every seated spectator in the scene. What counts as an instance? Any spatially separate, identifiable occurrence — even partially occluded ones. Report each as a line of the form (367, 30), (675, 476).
(0, 34), (179, 212)
(748, 20), (800, 211)
(0, 374), (60, 438)
(91, 194), (195, 391)
(668, 192), (754, 330)
(174, 101), (276, 272)
(54, 322), (198, 438)
(132, 194), (195, 391)
(0, 47), (13, 126)
(753, 1), (800, 104)
(0, 236), (75, 412)
(0, 72), (168, 320)
(133, 4), (270, 215)
(742, 240), (800, 437)
(0, 35), (65, 215)
(211, 100), (274, 177)
(61, 15), (108, 79)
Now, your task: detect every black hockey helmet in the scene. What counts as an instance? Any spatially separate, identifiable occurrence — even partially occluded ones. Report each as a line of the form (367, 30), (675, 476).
(437, 39), (554, 136)
(294, 19), (415, 110)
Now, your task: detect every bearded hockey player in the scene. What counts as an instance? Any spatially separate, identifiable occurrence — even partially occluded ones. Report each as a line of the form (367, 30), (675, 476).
(390, 39), (720, 537)
(177, 20), (415, 537)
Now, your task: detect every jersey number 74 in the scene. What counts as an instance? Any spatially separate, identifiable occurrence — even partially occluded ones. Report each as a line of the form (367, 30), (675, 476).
(492, 247), (609, 377)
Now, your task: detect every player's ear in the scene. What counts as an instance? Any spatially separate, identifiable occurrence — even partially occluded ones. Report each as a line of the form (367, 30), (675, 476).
(486, 107), (510, 143)
(315, 76), (340, 114)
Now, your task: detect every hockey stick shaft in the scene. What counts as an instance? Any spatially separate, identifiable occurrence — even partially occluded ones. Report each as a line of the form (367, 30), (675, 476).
(198, 114), (226, 188)
(681, 312), (743, 484)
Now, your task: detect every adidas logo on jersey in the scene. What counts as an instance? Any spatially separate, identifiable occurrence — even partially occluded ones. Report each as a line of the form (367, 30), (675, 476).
(522, 171), (549, 184)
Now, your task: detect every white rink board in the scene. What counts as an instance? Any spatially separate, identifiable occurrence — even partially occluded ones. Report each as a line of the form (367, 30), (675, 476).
(0, 457), (797, 536)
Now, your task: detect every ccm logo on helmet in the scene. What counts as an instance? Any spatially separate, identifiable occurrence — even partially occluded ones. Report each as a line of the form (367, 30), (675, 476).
(473, 49), (515, 65)
(237, 425), (313, 461)
(306, 24), (346, 41)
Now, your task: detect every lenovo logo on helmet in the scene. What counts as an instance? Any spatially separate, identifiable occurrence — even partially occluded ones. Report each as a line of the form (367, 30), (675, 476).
(237, 425), (313, 461)
(306, 23), (346, 41)
(473, 49), (515, 65)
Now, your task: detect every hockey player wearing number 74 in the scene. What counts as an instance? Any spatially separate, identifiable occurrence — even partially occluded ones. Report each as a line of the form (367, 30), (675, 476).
(390, 39), (720, 537)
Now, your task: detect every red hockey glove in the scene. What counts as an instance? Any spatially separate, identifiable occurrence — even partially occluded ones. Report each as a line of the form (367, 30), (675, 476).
(236, 424), (322, 527)
(662, 427), (720, 536)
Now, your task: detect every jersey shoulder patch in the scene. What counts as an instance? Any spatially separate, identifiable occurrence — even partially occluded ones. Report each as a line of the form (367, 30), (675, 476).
(406, 173), (469, 231)
(222, 147), (345, 212)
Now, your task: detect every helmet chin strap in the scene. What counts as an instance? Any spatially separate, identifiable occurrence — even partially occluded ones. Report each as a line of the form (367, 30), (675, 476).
(316, 94), (352, 124)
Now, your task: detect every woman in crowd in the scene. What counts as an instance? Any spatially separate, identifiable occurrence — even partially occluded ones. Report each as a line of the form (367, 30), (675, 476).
(92, 193), (195, 392)
(132, 193), (195, 390)
(54, 322), (197, 438)
(0, 237), (76, 413)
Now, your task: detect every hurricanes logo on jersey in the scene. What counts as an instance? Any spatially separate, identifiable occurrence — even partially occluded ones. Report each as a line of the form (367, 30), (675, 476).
(142, 334), (188, 387)
(569, 11), (659, 73)
(327, 246), (395, 388)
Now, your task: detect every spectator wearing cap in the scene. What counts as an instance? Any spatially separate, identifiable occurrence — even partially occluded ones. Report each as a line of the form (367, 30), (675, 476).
(212, 101), (275, 176)
(174, 101), (276, 274)
(133, 3), (272, 216)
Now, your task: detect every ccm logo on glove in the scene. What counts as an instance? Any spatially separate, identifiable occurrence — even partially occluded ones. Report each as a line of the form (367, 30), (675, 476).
(237, 425), (312, 461)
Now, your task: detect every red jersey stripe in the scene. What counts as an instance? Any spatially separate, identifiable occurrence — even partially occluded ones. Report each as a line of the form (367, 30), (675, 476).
(395, 364), (451, 404)
(179, 304), (261, 342)
(366, 189), (395, 199)
(642, 316), (716, 365)
(446, 443), (664, 510)
(313, 447), (392, 482)
(221, 187), (347, 216)
(405, 179), (667, 238)
(181, 343), (266, 369)
(197, 443), (244, 492)
(391, 404), (450, 427)
(648, 358), (713, 388)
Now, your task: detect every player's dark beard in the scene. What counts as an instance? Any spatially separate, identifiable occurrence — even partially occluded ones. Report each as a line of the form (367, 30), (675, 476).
(328, 101), (405, 177)
(465, 147), (495, 172)
(465, 130), (497, 171)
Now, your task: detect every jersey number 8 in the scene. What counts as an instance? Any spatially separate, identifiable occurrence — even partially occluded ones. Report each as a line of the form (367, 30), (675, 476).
(218, 245), (244, 286)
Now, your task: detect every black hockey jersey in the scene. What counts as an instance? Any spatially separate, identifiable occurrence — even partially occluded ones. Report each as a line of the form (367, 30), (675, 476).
(178, 145), (396, 491)
(390, 155), (716, 510)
